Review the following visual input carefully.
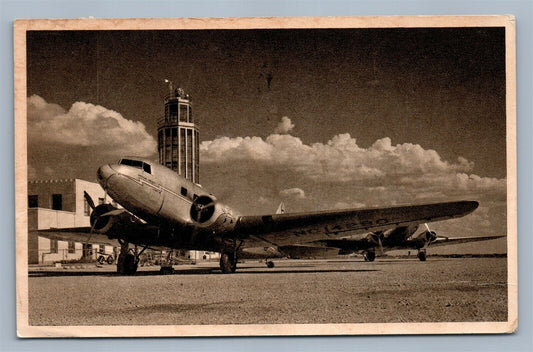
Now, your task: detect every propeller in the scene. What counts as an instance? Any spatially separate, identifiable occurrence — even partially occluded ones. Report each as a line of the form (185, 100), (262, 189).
(423, 223), (438, 247)
(84, 191), (95, 210)
(370, 232), (384, 255)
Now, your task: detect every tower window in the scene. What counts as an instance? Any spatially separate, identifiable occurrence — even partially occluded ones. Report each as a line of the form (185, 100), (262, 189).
(28, 195), (38, 208)
(51, 194), (62, 210)
(179, 104), (188, 122)
(181, 187), (188, 197)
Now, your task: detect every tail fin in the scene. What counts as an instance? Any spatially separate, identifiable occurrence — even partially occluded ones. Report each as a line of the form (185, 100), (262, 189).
(276, 201), (286, 214)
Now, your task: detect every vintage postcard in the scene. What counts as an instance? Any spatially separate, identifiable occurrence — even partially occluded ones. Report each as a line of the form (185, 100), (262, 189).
(14, 16), (517, 337)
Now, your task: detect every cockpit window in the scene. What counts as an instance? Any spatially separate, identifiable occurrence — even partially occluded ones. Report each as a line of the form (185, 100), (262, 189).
(119, 159), (143, 168)
(119, 159), (151, 174)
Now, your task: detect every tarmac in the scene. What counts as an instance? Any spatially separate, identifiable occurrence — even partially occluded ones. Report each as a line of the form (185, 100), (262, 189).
(27, 257), (508, 326)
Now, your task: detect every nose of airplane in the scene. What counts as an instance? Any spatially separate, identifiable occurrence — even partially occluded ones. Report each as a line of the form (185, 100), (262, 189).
(96, 164), (115, 188)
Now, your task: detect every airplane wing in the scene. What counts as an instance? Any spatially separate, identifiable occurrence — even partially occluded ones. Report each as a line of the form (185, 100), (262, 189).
(425, 234), (506, 247)
(32, 227), (120, 247)
(234, 201), (478, 247)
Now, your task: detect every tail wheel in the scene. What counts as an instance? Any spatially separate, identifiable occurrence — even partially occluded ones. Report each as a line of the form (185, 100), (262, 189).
(266, 261), (274, 268)
(366, 251), (376, 262)
(220, 252), (236, 274)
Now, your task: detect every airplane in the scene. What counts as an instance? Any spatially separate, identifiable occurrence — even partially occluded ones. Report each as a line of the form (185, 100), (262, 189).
(36, 157), (484, 275)
(309, 224), (505, 261)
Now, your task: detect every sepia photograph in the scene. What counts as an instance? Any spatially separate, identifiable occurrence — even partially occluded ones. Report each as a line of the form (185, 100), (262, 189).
(14, 16), (516, 337)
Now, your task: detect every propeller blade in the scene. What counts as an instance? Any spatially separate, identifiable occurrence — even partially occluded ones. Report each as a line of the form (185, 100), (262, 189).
(100, 209), (126, 217)
(84, 191), (96, 210)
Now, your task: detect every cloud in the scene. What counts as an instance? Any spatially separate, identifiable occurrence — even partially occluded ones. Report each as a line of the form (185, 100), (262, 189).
(200, 116), (507, 235)
(28, 95), (157, 157)
(273, 116), (295, 134)
(280, 188), (306, 199)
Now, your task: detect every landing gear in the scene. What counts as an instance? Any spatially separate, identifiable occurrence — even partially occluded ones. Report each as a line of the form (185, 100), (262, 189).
(266, 260), (275, 268)
(363, 251), (376, 262)
(122, 252), (138, 275)
(219, 252), (236, 273)
(116, 240), (147, 275)
(417, 249), (427, 262)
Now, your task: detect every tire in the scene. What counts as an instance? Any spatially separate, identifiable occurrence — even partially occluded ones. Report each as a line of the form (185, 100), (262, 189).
(266, 261), (274, 268)
(366, 251), (376, 262)
(219, 252), (236, 273)
(106, 255), (114, 265)
(418, 251), (427, 261)
(97, 256), (105, 265)
(122, 253), (138, 275)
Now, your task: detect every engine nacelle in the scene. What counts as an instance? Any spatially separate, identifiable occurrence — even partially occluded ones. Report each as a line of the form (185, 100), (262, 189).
(90, 203), (118, 233)
(424, 230), (438, 243)
(190, 195), (217, 223)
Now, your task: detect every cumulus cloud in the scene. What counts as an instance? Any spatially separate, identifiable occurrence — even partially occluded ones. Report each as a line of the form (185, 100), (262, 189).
(200, 115), (507, 235)
(28, 95), (156, 157)
(280, 187), (306, 199)
(273, 116), (295, 134)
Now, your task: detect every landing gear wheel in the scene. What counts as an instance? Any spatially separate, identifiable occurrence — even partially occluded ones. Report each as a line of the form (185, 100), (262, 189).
(220, 252), (236, 273)
(121, 253), (138, 275)
(266, 261), (274, 268)
(366, 251), (376, 262)
(97, 255), (105, 265)
(417, 251), (427, 261)
(106, 255), (115, 265)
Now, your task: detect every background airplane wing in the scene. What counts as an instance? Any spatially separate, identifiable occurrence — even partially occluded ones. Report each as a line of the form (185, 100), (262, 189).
(33, 227), (120, 247)
(425, 234), (505, 247)
(234, 201), (478, 247)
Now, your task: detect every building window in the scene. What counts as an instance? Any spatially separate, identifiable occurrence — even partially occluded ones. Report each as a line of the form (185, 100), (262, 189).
(50, 239), (58, 254)
(28, 195), (38, 208)
(179, 104), (188, 122)
(51, 194), (62, 210)
(68, 241), (76, 254)
(84, 198), (91, 216)
(181, 187), (188, 197)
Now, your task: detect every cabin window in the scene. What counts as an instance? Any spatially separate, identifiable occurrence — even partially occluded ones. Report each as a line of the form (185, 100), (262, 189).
(181, 187), (188, 197)
(143, 163), (151, 174)
(51, 194), (62, 210)
(28, 195), (38, 208)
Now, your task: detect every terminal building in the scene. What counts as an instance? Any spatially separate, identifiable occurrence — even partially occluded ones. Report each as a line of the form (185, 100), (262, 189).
(27, 178), (112, 264)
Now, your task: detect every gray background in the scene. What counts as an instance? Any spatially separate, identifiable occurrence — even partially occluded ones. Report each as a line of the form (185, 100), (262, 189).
(1, 0), (531, 351)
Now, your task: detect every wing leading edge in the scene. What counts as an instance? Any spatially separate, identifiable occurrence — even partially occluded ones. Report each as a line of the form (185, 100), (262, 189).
(234, 201), (478, 247)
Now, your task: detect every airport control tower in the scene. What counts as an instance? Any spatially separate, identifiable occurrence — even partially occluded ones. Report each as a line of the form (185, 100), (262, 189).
(158, 80), (199, 184)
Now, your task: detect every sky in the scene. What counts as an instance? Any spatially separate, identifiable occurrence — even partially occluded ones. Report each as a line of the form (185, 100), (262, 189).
(26, 27), (508, 242)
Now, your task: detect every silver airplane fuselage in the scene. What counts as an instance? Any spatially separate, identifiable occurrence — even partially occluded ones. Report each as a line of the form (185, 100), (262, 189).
(96, 158), (238, 251)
